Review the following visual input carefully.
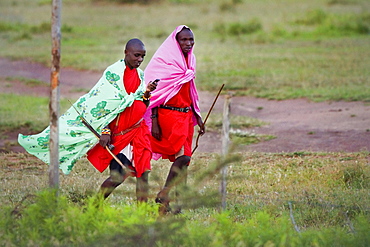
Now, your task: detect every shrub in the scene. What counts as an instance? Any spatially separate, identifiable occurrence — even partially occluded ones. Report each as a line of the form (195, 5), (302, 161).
(294, 9), (328, 26)
(213, 18), (263, 37)
(91, 0), (157, 3)
(228, 18), (262, 35)
(294, 9), (370, 36)
(324, 13), (370, 35)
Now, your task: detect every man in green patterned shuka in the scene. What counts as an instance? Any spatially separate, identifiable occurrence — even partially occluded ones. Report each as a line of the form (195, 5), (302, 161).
(18, 39), (157, 202)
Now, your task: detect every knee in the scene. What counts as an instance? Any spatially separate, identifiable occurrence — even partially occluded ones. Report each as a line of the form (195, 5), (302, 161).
(180, 155), (191, 164)
(139, 171), (150, 183)
(110, 170), (125, 184)
(109, 153), (132, 179)
(175, 155), (191, 168)
(117, 153), (131, 166)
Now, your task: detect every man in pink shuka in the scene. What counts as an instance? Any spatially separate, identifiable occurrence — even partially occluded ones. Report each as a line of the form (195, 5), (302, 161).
(144, 25), (205, 214)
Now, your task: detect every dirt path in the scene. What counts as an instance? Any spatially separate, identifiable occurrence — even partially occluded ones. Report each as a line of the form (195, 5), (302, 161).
(1, 57), (369, 153)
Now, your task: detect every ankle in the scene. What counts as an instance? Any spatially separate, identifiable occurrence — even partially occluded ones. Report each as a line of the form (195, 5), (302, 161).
(157, 187), (170, 200)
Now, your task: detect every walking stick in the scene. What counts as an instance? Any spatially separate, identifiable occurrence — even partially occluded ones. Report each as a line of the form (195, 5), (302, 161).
(192, 84), (224, 154)
(68, 101), (136, 175)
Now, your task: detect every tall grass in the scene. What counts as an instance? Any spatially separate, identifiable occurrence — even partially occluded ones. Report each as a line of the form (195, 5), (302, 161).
(0, 151), (369, 246)
(0, 0), (369, 101)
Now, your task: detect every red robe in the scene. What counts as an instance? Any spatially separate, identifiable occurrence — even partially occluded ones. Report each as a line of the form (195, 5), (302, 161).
(87, 67), (152, 177)
(150, 82), (194, 162)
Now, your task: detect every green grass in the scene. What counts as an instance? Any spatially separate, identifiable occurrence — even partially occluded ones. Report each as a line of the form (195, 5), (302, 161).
(206, 113), (266, 130)
(0, 0), (370, 101)
(205, 113), (274, 145)
(0, 151), (369, 246)
(4, 76), (49, 87)
(230, 129), (275, 145)
(0, 94), (71, 132)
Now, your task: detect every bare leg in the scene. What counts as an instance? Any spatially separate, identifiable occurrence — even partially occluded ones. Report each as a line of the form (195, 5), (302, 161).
(98, 153), (131, 199)
(99, 172), (126, 199)
(136, 171), (149, 203)
(156, 155), (190, 214)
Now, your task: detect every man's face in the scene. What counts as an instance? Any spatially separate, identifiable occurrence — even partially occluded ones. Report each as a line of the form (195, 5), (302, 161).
(124, 44), (146, 69)
(176, 29), (194, 56)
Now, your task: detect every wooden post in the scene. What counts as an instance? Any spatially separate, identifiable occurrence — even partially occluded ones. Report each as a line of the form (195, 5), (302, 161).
(49, 0), (62, 189)
(220, 93), (231, 210)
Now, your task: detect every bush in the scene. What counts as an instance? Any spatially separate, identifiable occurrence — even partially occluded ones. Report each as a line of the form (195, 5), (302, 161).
(324, 13), (370, 35)
(213, 18), (263, 37)
(294, 9), (370, 36)
(228, 18), (262, 35)
(91, 0), (157, 4)
(294, 9), (328, 26)
(2, 193), (369, 246)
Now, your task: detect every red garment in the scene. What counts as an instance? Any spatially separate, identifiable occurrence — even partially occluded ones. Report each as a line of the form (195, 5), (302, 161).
(150, 82), (194, 162)
(166, 81), (191, 108)
(87, 67), (152, 177)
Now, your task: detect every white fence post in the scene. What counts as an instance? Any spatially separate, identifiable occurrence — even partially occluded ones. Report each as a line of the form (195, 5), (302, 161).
(220, 93), (231, 210)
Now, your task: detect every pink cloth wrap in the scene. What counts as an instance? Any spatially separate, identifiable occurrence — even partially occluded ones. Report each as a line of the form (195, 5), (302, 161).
(144, 25), (202, 160)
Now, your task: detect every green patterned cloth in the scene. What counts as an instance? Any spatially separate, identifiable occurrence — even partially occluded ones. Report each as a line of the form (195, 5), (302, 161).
(18, 59), (145, 175)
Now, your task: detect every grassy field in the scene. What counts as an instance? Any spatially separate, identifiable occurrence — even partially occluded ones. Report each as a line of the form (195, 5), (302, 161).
(1, 0), (370, 245)
(1, 0), (370, 101)
(0, 151), (369, 245)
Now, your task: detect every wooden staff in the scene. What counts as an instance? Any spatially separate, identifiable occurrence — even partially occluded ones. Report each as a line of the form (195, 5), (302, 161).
(192, 84), (225, 154)
(69, 101), (135, 175)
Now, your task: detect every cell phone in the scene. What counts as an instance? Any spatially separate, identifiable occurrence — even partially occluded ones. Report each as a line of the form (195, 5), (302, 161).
(152, 79), (160, 84)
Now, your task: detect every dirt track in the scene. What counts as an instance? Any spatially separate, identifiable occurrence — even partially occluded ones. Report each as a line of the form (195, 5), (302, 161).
(1, 57), (370, 153)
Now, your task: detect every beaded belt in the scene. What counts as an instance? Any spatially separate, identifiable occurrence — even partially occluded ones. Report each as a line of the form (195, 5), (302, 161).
(160, 105), (190, 113)
(113, 119), (142, 136)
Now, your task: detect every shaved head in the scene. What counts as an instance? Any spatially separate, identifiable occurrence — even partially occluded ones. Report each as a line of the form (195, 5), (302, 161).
(124, 38), (146, 69)
(125, 38), (145, 51)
